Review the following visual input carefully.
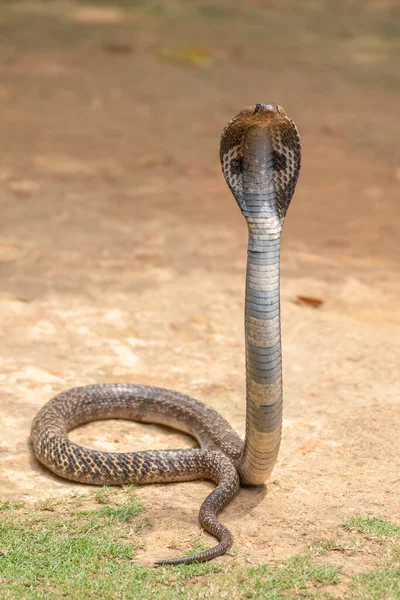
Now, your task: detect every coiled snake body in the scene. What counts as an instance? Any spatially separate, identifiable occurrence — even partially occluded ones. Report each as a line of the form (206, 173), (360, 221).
(31, 104), (301, 566)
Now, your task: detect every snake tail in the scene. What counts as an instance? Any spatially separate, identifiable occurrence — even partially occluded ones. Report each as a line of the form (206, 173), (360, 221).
(31, 384), (241, 565)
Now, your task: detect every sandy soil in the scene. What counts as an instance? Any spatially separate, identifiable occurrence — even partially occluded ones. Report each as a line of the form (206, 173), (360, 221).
(0, 1), (399, 566)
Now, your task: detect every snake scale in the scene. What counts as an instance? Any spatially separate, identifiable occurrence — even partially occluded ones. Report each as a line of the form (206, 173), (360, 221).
(31, 103), (301, 566)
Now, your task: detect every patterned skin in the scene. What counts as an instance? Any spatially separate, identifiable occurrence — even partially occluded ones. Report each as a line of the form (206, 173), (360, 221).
(31, 104), (301, 565)
(220, 103), (301, 485)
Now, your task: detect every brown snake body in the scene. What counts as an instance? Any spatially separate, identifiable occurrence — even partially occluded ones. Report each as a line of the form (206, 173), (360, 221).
(31, 104), (301, 566)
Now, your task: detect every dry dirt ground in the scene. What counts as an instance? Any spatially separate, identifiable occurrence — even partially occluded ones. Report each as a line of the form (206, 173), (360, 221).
(0, 1), (399, 567)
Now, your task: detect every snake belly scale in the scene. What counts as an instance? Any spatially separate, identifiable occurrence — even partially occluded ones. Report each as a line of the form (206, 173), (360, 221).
(31, 103), (301, 566)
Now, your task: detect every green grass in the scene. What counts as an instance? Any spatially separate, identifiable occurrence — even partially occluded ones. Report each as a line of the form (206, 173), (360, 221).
(344, 517), (400, 600)
(0, 500), (25, 512)
(242, 554), (341, 598)
(1, 498), (399, 599)
(343, 517), (400, 538)
(350, 541), (400, 600)
(352, 565), (400, 600)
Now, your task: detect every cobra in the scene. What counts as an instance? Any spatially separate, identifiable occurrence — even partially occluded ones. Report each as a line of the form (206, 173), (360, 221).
(31, 103), (301, 566)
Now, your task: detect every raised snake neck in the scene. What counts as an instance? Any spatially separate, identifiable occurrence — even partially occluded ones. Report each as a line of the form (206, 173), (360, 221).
(31, 104), (301, 566)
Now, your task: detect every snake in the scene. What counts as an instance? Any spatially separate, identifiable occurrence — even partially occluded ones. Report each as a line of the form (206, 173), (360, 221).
(31, 103), (301, 566)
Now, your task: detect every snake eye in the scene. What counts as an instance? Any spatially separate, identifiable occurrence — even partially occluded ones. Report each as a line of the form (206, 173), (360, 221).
(254, 103), (261, 114)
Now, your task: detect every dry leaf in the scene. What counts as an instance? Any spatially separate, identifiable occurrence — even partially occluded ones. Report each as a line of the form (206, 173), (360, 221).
(158, 46), (212, 67)
(294, 295), (324, 308)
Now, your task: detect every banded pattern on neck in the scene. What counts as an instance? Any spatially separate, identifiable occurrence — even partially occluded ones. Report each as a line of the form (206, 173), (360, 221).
(220, 103), (301, 486)
(240, 125), (283, 484)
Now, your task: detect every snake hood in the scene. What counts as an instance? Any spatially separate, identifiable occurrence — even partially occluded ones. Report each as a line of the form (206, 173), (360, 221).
(220, 103), (301, 224)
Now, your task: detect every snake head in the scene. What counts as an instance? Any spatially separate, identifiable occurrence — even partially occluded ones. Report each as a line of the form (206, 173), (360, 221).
(253, 103), (286, 118)
(220, 103), (301, 224)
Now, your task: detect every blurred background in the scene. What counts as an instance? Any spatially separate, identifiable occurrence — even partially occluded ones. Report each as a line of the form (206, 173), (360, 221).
(0, 0), (399, 565)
